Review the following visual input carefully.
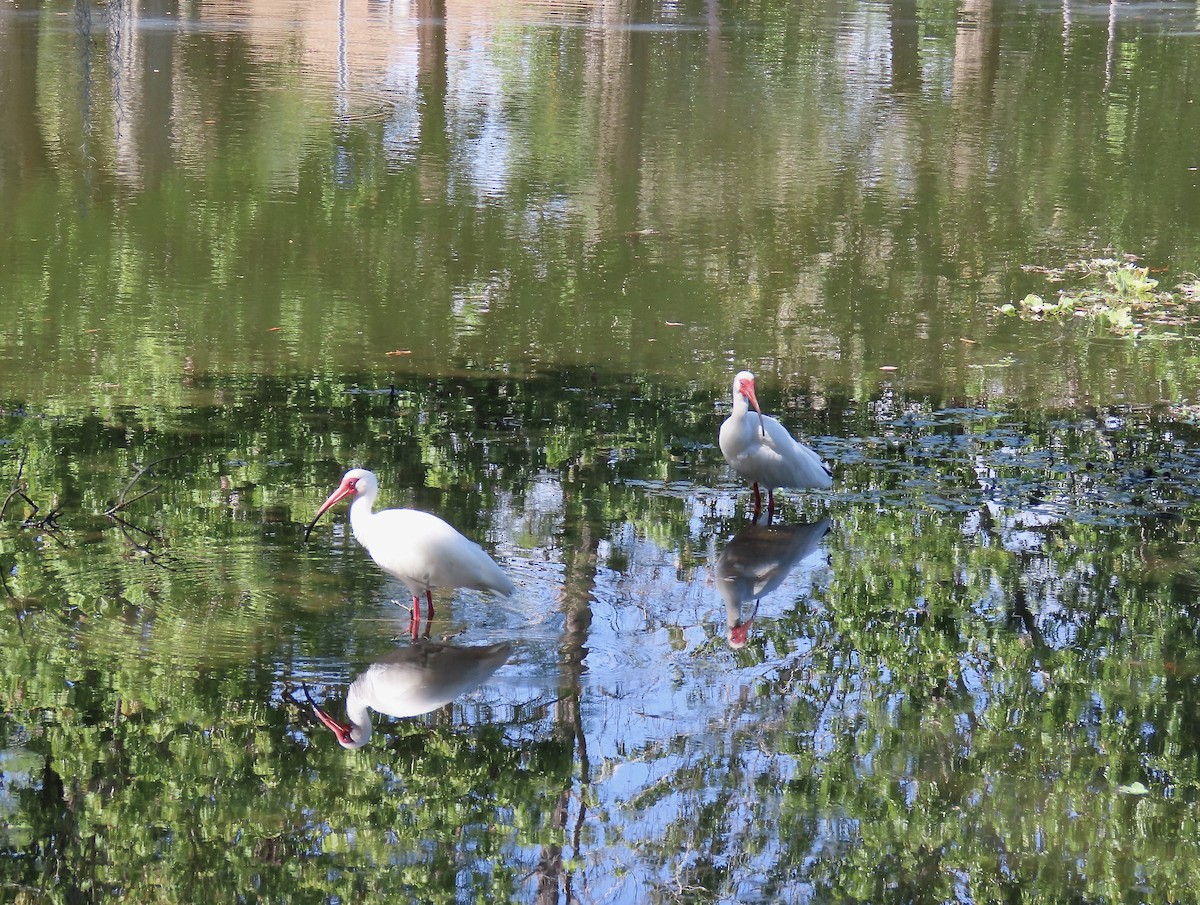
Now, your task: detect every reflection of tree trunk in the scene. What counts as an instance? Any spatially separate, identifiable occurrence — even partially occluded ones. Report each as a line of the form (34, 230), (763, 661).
(582, 0), (654, 355)
(559, 519), (596, 685)
(138, 0), (178, 190)
(415, 0), (451, 312)
(587, 0), (654, 237)
(35, 754), (87, 898)
(704, 0), (728, 97)
(946, 0), (999, 286)
(0, 8), (49, 197)
(949, 0), (999, 193)
(1008, 574), (1049, 650)
(952, 0), (999, 106)
(888, 0), (921, 95)
(536, 788), (572, 904)
(108, 0), (139, 185)
(416, 0), (448, 199)
(536, 483), (600, 902)
(1103, 0), (1117, 91)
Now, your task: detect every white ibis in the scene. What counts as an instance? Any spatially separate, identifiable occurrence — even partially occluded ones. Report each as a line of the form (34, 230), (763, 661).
(718, 370), (832, 520)
(310, 639), (513, 748)
(716, 518), (832, 647)
(306, 468), (515, 623)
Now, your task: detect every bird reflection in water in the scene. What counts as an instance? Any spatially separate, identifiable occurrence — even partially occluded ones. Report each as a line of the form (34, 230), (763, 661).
(308, 639), (512, 748)
(716, 518), (832, 648)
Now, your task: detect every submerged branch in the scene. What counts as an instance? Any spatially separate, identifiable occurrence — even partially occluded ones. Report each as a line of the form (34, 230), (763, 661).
(2, 449), (65, 533)
(104, 454), (183, 569)
(0, 448), (31, 521)
(109, 512), (174, 570)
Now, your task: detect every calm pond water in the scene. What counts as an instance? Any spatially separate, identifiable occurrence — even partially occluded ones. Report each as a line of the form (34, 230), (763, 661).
(3, 0), (1200, 902)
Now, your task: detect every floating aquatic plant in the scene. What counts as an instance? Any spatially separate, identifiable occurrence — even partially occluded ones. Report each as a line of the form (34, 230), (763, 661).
(998, 257), (1200, 337)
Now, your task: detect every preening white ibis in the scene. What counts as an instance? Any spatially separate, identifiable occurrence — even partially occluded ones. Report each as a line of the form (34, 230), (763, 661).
(716, 518), (832, 647)
(718, 370), (832, 520)
(305, 468), (515, 623)
(310, 639), (513, 748)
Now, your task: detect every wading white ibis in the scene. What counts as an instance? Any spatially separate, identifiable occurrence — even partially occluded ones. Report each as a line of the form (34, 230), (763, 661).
(717, 518), (832, 647)
(305, 468), (515, 623)
(718, 370), (832, 520)
(310, 639), (513, 748)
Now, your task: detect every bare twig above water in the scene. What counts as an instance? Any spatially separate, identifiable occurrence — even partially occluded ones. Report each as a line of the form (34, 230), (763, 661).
(106, 453), (182, 516)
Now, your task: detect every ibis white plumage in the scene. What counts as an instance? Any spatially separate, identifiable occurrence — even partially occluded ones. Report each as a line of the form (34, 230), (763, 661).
(306, 468), (515, 623)
(718, 370), (832, 520)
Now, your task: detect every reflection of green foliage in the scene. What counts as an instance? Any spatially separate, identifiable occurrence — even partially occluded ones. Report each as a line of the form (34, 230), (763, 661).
(4, 0), (1200, 897)
(7, 0), (1200, 413)
(1, 689), (569, 903)
(0, 379), (598, 902)
(5, 375), (1200, 901)
(600, 399), (1200, 903)
(625, 497), (1200, 901)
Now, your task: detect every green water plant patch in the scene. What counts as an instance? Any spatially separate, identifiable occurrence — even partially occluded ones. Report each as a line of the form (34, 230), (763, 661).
(999, 257), (1200, 336)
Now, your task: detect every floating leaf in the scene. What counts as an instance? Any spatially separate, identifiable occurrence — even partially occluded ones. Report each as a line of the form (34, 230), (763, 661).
(1117, 781), (1150, 796)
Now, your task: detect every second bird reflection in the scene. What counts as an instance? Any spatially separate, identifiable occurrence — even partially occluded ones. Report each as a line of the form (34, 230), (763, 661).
(311, 639), (513, 748)
(716, 518), (832, 648)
